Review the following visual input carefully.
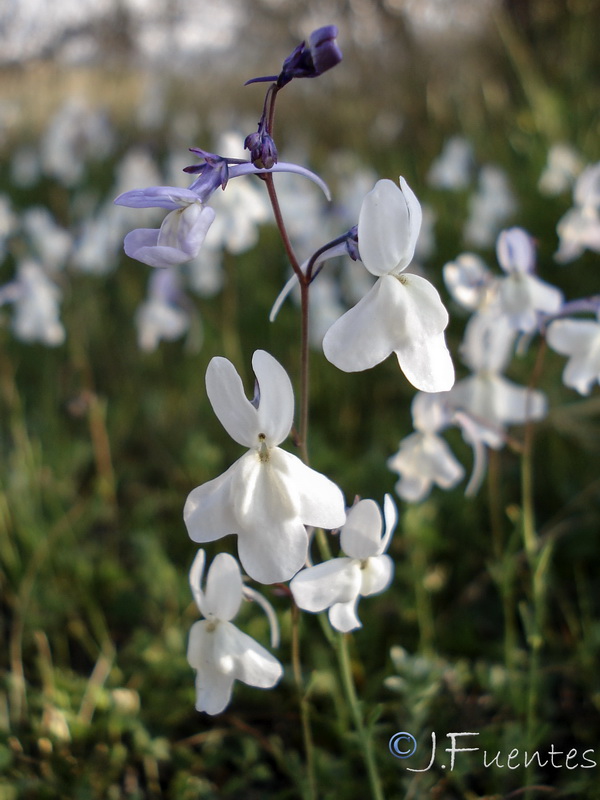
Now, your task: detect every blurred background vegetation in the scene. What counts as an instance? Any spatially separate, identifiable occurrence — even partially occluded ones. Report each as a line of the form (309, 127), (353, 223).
(1, 0), (600, 797)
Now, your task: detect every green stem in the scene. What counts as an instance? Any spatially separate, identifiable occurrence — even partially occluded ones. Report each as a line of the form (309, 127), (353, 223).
(520, 339), (549, 794)
(335, 633), (384, 800)
(292, 603), (318, 800)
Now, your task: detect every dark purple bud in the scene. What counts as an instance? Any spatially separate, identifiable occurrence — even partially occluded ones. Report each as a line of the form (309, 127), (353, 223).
(277, 25), (342, 88)
(244, 131), (278, 170)
(308, 26), (343, 76)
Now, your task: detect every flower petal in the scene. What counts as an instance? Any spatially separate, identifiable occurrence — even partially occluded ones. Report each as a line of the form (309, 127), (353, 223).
(237, 515), (309, 584)
(329, 597), (362, 632)
(253, 350), (294, 446)
(547, 318), (600, 395)
(184, 460), (240, 543)
(496, 227), (536, 274)
(204, 553), (243, 621)
(396, 331), (455, 393)
(358, 178), (422, 276)
(189, 549), (207, 616)
(214, 621), (283, 688)
(276, 450), (346, 530)
(290, 558), (361, 612)
(340, 499), (383, 559)
(205, 357), (260, 447)
(231, 449), (302, 530)
(115, 186), (203, 210)
(379, 494), (398, 554)
(157, 204), (215, 257)
(322, 276), (398, 371)
(187, 620), (234, 715)
(360, 553), (394, 596)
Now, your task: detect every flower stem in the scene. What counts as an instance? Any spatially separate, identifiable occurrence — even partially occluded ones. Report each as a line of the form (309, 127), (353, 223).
(291, 602), (318, 800)
(335, 633), (384, 800)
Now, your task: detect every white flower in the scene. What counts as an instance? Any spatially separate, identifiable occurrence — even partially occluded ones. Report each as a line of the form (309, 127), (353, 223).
(115, 187), (217, 268)
(322, 177), (454, 393)
(388, 392), (464, 502)
(184, 350), (346, 584)
(427, 136), (474, 190)
(443, 252), (496, 313)
(463, 165), (517, 248)
(290, 495), (397, 632)
(496, 227), (563, 332)
(187, 550), (282, 715)
(538, 143), (582, 196)
(546, 312), (600, 395)
(135, 268), (191, 352)
(0, 260), (65, 346)
(447, 312), (547, 447)
(554, 163), (600, 263)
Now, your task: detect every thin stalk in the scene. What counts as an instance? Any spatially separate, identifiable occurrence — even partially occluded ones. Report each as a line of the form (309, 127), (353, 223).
(335, 633), (384, 800)
(520, 338), (549, 795)
(291, 603), (318, 800)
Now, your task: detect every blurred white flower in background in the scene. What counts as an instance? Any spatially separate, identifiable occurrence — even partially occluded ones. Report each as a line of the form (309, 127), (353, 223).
(463, 165), (517, 248)
(388, 392), (464, 502)
(547, 310), (600, 396)
(554, 162), (600, 263)
(427, 136), (474, 190)
(538, 143), (583, 196)
(136, 267), (192, 352)
(0, 260), (65, 346)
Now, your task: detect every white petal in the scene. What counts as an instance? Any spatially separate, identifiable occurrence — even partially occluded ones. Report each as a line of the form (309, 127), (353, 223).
(547, 318), (600, 395)
(188, 549), (207, 616)
(290, 558), (361, 612)
(329, 598), (362, 632)
(460, 311), (515, 373)
(236, 515), (309, 584)
(379, 494), (398, 554)
(194, 669), (234, 715)
(360, 553), (394, 596)
(205, 357), (260, 447)
(546, 318), (600, 356)
(184, 461), (240, 543)
(526, 275), (563, 314)
(496, 227), (536, 274)
(204, 553), (243, 621)
(187, 620), (235, 715)
(277, 450), (347, 530)
(358, 178), (422, 276)
(396, 331), (455, 393)
(395, 472), (432, 502)
(340, 499), (383, 559)
(231, 448), (301, 530)
(253, 350), (294, 446)
(490, 375), (548, 425)
(214, 621), (283, 688)
(157, 204), (215, 257)
(322, 277), (398, 371)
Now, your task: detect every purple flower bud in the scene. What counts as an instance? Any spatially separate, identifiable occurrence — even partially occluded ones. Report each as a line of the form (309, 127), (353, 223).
(244, 131), (278, 170)
(308, 26), (343, 76)
(273, 25), (342, 88)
